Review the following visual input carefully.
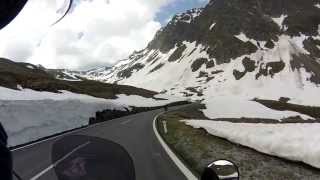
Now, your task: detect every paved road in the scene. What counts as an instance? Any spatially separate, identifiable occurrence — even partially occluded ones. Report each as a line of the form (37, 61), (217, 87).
(11, 107), (187, 180)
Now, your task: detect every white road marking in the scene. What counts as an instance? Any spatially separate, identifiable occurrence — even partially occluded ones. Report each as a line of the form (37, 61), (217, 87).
(11, 117), (113, 152)
(30, 141), (91, 180)
(153, 112), (198, 180)
(162, 120), (168, 134)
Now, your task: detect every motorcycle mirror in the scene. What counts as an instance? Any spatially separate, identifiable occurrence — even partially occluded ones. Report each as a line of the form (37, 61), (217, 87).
(201, 160), (239, 180)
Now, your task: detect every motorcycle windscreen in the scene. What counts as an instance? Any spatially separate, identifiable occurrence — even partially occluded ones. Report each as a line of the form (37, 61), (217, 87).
(52, 135), (135, 180)
(0, 0), (72, 30)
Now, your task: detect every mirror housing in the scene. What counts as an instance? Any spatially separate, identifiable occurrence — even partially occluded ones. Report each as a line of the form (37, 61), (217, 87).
(201, 160), (239, 180)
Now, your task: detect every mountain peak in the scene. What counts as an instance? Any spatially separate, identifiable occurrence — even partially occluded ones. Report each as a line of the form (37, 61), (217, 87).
(75, 0), (320, 105)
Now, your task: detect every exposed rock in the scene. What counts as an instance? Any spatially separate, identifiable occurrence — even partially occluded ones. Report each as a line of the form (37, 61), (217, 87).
(206, 60), (215, 68)
(149, 63), (164, 73)
(265, 39), (275, 49)
(242, 57), (256, 72)
(168, 44), (187, 62)
(117, 63), (145, 79)
(233, 69), (246, 80)
(304, 37), (320, 59)
(191, 58), (208, 72)
(256, 61), (285, 79)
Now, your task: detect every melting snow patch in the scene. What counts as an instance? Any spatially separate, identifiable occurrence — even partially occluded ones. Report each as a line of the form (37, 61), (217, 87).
(234, 32), (263, 47)
(235, 32), (250, 42)
(184, 120), (320, 169)
(111, 94), (187, 107)
(2, 100), (122, 146)
(190, 8), (202, 18)
(202, 97), (313, 120)
(291, 35), (310, 54)
(272, 14), (288, 29)
(26, 65), (35, 69)
(0, 87), (109, 101)
(0, 87), (125, 146)
(0, 87), (185, 146)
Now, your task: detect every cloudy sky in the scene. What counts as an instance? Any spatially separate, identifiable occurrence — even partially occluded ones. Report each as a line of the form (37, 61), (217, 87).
(0, 0), (208, 70)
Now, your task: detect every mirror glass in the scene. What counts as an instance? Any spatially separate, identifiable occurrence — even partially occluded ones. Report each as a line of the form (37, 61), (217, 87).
(205, 160), (239, 180)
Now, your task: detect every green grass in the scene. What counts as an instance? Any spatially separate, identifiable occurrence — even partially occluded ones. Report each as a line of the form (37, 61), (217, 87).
(157, 106), (320, 180)
(0, 58), (157, 99)
(255, 99), (320, 119)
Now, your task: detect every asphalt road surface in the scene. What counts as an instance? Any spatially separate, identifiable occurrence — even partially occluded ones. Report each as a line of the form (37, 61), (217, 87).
(12, 107), (187, 180)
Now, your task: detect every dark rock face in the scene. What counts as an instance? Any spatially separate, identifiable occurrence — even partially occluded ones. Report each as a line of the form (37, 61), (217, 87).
(149, 63), (164, 73)
(96, 0), (320, 88)
(191, 58), (208, 72)
(304, 38), (320, 59)
(290, 54), (320, 84)
(256, 61), (286, 79)
(147, 0), (320, 66)
(191, 58), (216, 72)
(233, 57), (257, 80)
(185, 87), (204, 96)
(167, 44), (187, 62)
(211, 70), (224, 75)
(206, 60), (215, 68)
(146, 51), (159, 63)
(197, 71), (209, 78)
(265, 40), (275, 49)
(233, 70), (246, 80)
(117, 63), (145, 79)
(242, 57), (256, 72)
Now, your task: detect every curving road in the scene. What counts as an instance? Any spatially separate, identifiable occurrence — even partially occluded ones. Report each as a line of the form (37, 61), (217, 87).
(11, 107), (187, 180)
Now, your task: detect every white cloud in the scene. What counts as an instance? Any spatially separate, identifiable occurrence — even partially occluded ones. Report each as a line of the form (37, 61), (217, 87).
(0, 0), (173, 70)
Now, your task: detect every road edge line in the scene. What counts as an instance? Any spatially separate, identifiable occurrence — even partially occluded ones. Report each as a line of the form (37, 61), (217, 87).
(153, 112), (198, 180)
(11, 113), (127, 152)
(11, 108), (158, 152)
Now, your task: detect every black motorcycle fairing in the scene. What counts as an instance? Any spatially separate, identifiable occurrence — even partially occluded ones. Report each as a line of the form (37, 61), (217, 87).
(0, 123), (13, 180)
(52, 135), (136, 180)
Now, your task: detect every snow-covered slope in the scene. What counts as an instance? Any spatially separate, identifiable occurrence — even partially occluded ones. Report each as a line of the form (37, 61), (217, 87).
(82, 0), (320, 106)
(0, 58), (187, 146)
(0, 86), (185, 146)
(48, 69), (84, 81)
(62, 0), (320, 169)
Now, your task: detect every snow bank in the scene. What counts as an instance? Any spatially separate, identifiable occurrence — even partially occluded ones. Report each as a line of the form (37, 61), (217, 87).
(0, 87), (184, 146)
(202, 97), (313, 121)
(1, 100), (122, 146)
(184, 120), (320, 169)
(0, 87), (125, 146)
(0, 87), (108, 102)
(111, 94), (187, 108)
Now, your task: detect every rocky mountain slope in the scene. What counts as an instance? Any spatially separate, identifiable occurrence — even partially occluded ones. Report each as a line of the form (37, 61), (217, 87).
(0, 58), (188, 146)
(47, 66), (112, 82)
(0, 58), (156, 99)
(81, 0), (320, 106)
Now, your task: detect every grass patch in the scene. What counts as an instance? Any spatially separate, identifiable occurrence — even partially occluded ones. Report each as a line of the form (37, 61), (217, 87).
(255, 98), (320, 119)
(157, 105), (320, 179)
(0, 58), (157, 99)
